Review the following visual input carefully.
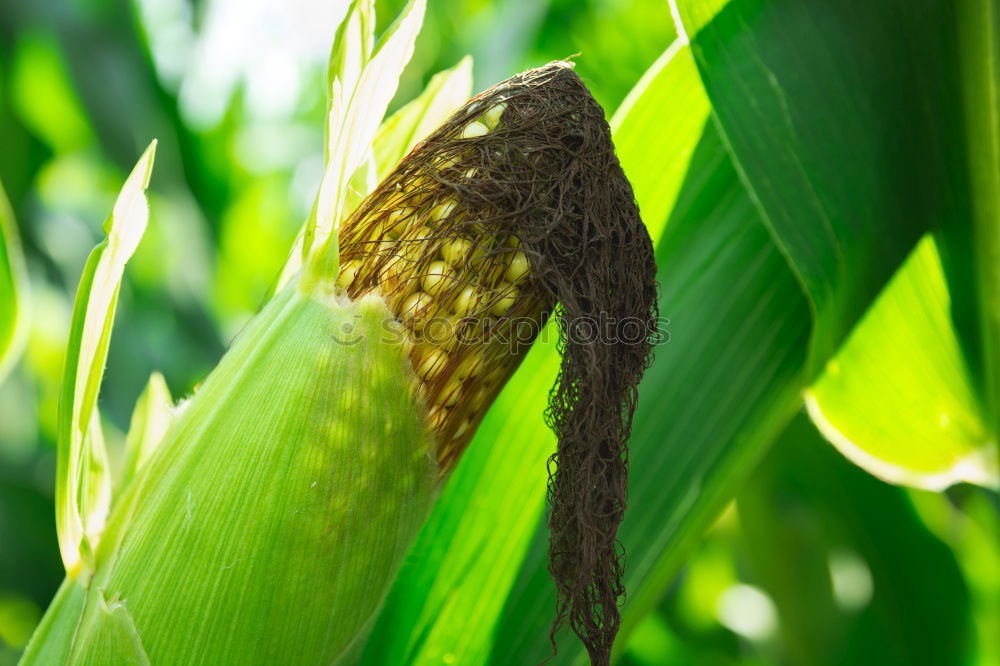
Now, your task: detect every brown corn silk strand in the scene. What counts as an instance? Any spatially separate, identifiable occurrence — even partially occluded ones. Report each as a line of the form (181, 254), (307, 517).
(336, 61), (658, 664)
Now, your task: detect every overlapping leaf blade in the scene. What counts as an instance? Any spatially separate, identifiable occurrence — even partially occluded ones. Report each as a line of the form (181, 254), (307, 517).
(675, 0), (1000, 492)
(807, 236), (998, 490)
(673, 0), (966, 370)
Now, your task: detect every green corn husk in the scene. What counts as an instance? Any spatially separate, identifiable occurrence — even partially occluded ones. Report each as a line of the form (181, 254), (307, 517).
(22, 282), (436, 664)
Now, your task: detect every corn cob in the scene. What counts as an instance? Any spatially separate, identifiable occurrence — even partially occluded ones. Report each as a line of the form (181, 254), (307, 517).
(336, 61), (658, 664)
(21, 61), (656, 666)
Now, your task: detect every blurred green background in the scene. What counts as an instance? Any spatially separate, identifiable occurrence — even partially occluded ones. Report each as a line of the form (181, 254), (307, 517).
(1, 0), (998, 664)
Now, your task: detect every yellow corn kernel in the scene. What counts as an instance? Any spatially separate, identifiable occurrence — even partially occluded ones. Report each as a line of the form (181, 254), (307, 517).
(422, 315), (457, 348)
(451, 286), (483, 316)
(505, 251), (530, 284)
(427, 405), (449, 430)
(431, 200), (457, 222)
(442, 238), (474, 266)
(452, 418), (471, 440)
(489, 285), (518, 316)
(462, 121), (489, 138)
(453, 353), (482, 380)
(399, 291), (435, 330)
(384, 207), (413, 238)
(379, 255), (419, 303)
(481, 103), (506, 129)
(336, 260), (362, 292)
(415, 346), (448, 381)
(438, 378), (462, 407)
(435, 153), (459, 170)
(423, 261), (456, 297)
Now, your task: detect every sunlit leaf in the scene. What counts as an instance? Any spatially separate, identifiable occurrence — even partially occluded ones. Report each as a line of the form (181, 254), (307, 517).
(807, 236), (998, 490)
(0, 181), (29, 385)
(55, 141), (157, 577)
(609, 40), (709, 243)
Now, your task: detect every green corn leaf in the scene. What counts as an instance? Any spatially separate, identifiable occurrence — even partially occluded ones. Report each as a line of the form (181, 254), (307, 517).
(673, 0), (966, 371)
(55, 140), (157, 578)
(675, 0), (1000, 490)
(19, 578), (88, 665)
(807, 236), (998, 490)
(119, 372), (173, 491)
(24, 283), (438, 664)
(373, 55), (473, 180)
(615, 123), (809, 661)
(0, 180), (29, 385)
(608, 40), (709, 243)
(303, 0), (425, 271)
